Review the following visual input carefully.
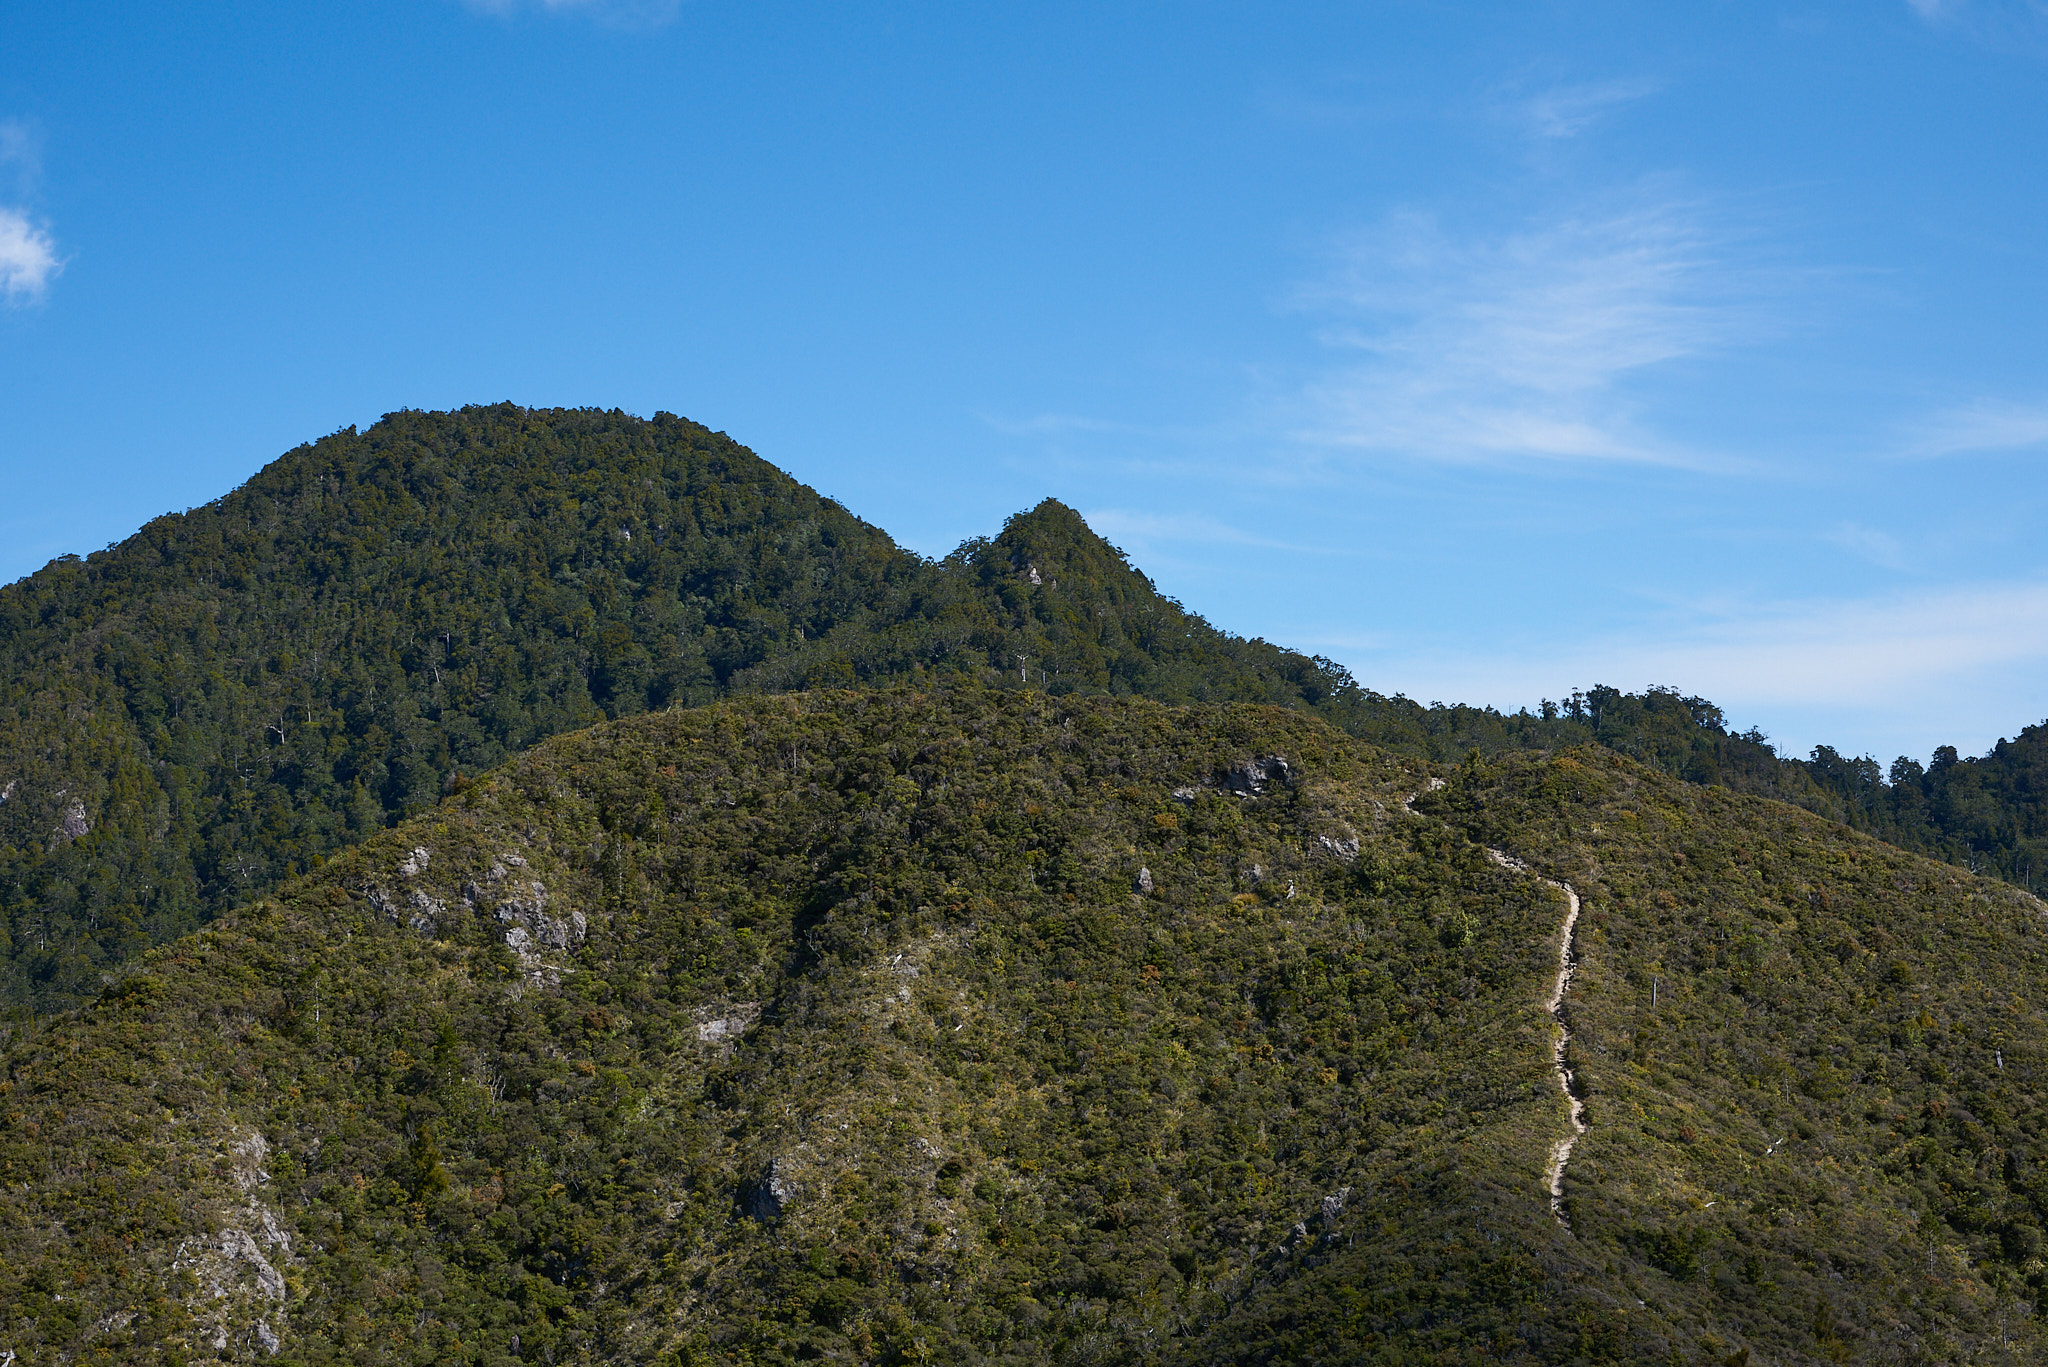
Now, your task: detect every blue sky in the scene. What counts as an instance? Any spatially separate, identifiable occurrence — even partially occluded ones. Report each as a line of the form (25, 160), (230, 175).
(3, 1), (2046, 766)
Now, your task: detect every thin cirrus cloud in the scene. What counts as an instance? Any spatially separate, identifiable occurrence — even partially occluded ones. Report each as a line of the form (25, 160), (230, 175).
(1522, 79), (1662, 140)
(1823, 521), (1911, 571)
(1080, 507), (1359, 561)
(1342, 579), (2048, 748)
(1903, 399), (2048, 457)
(1289, 195), (1766, 470)
(1904, 0), (2048, 48)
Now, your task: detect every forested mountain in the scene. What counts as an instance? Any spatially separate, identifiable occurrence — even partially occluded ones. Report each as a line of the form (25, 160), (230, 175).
(0, 406), (1378, 1011)
(0, 403), (2033, 1017)
(0, 405), (1820, 1014)
(6, 689), (2048, 1364)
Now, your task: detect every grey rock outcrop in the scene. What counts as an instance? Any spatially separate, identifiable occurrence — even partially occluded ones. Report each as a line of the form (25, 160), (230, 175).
(1225, 755), (1293, 797)
(1317, 831), (1361, 863)
(743, 1157), (795, 1222)
(696, 1001), (761, 1046)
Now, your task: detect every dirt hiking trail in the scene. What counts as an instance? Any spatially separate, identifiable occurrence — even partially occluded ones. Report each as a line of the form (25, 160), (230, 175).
(1399, 780), (1587, 1228)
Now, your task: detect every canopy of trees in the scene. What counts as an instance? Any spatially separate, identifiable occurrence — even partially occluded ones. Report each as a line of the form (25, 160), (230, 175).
(1, 404), (2032, 1014)
(5, 690), (2046, 1364)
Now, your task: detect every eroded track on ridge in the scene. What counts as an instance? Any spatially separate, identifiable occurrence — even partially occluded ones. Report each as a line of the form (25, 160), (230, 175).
(1487, 849), (1587, 1227)
(1403, 781), (1589, 1227)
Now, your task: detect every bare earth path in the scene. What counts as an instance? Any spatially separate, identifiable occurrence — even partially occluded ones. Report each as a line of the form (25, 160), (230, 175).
(1403, 781), (1589, 1226)
(1487, 849), (1587, 1228)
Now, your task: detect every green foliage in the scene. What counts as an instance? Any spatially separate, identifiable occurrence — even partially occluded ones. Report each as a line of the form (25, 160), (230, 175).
(0, 405), (1830, 1017)
(0, 406), (929, 1010)
(8, 402), (2048, 1364)
(7, 690), (2046, 1363)
(0, 691), (1581, 1362)
(0, 408), (1399, 1014)
(1804, 728), (2048, 896)
(1425, 746), (2048, 1362)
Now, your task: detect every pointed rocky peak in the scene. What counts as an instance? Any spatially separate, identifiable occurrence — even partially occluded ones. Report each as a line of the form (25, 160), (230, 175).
(975, 498), (1157, 600)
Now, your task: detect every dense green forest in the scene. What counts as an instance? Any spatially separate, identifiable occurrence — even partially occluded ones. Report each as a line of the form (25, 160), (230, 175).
(0, 406), (1781, 1014)
(1800, 729), (2048, 896)
(6, 689), (2047, 1364)
(6, 405), (2046, 1360)
(0, 406), (1385, 1012)
(1, 404), (2037, 1016)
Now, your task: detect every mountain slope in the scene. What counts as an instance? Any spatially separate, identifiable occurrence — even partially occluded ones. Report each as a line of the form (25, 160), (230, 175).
(4, 689), (2045, 1364)
(0, 402), (1999, 1021)
(0, 405), (924, 1007)
(0, 407), (1371, 1012)
(1803, 726), (2048, 894)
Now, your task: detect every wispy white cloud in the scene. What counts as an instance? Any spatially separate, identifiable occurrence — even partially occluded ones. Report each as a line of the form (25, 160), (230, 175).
(0, 119), (58, 305)
(0, 209), (58, 303)
(1902, 0), (2048, 50)
(1292, 195), (1770, 469)
(1332, 579), (2048, 747)
(1081, 507), (1357, 559)
(1904, 399), (2048, 457)
(1524, 79), (1661, 139)
(1822, 521), (1910, 570)
(1634, 582), (2048, 707)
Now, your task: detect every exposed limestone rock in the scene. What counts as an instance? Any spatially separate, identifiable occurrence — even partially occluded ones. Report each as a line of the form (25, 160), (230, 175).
(1317, 829), (1362, 863)
(364, 882), (446, 936)
(696, 1001), (762, 1045)
(486, 867), (583, 983)
(164, 1128), (299, 1358)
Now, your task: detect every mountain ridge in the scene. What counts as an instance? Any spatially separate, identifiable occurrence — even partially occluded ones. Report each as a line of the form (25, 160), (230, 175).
(2, 403), (2039, 1022)
(0, 405), (1373, 1010)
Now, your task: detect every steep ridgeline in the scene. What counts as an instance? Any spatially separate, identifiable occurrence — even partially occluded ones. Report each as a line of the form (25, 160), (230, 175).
(0, 405), (1831, 1015)
(0, 407), (1368, 1011)
(7, 690), (2048, 1365)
